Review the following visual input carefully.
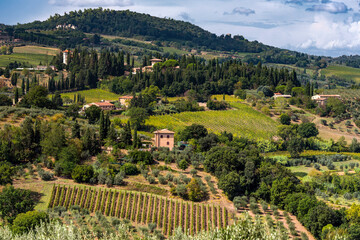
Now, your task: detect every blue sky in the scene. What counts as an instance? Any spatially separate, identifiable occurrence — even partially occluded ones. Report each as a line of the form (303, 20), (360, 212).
(1, 0), (360, 57)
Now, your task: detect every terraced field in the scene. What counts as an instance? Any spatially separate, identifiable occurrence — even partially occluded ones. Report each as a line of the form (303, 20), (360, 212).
(147, 102), (278, 139)
(48, 185), (230, 236)
(0, 46), (60, 67)
(321, 65), (360, 83)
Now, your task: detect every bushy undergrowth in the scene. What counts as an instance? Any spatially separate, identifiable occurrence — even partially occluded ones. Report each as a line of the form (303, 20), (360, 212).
(0, 213), (290, 240)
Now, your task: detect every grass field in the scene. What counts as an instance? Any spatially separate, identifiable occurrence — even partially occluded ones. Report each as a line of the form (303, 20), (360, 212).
(323, 89), (360, 99)
(54, 89), (121, 103)
(0, 45), (60, 67)
(146, 102), (278, 139)
(321, 65), (360, 83)
(13, 46), (60, 55)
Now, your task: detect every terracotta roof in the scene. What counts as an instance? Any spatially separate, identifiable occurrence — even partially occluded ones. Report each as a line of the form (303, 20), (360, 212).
(318, 95), (341, 97)
(92, 102), (115, 107)
(119, 96), (133, 99)
(150, 58), (162, 62)
(153, 129), (175, 134)
(274, 93), (282, 95)
(63, 50), (71, 53)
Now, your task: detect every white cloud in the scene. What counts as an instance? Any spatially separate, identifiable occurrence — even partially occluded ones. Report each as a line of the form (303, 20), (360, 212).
(224, 7), (255, 16)
(48, 0), (133, 7)
(306, 1), (351, 14)
(297, 15), (360, 50)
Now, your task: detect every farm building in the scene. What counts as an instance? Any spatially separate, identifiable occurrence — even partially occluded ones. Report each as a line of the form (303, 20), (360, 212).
(150, 58), (162, 66)
(273, 93), (292, 99)
(119, 95), (133, 107)
(311, 94), (341, 106)
(86, 102), (116, 111)
(153, 129), (175, 149)
(132, 59), (163, 74)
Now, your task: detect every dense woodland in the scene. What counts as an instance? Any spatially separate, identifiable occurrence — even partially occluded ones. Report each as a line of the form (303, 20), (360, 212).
(46, 49), (301, 99)
(16, 8), (266, 53)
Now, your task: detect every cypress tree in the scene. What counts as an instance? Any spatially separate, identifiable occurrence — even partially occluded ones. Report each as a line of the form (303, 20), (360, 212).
(21, 79), (25, 95)
(133, 128), (138, 149)
(108, 124), (117, 143)
(14, 88), (19, 104)
(99, 110), (105, 141)
(120, 121), (132, 146)
(71, 120), (81, 139)
(34, 119), (41, 145)
(26, 78), (30, 93)
(305, 82), (311, 96)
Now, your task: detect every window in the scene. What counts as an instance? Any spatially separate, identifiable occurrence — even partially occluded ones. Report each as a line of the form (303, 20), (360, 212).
(167, 135), (170, 138)
(160, 135), (163, 138)
(167, 142), (169, 145)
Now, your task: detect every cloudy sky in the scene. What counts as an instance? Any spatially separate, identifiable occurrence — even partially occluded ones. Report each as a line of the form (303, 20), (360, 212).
(0, 0), (360, 57)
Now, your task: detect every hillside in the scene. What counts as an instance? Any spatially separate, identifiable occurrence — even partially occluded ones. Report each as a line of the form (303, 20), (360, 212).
(146, 102), (278, 140)
(15, 8), (267, 53)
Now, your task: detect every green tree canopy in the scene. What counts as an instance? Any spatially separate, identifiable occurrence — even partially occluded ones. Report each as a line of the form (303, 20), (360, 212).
(0, 186), (35, 223)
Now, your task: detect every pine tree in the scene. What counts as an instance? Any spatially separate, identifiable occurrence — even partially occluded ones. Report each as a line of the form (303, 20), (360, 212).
(71, 120), (81, 139)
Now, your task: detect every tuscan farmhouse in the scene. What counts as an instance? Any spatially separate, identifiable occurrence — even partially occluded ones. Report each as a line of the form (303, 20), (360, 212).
(87, 102), (116, 111)
(311, 94), (341, 107)
(153, 129), (175, 149)
(119, 96), (133, 107)
(273, 93), (292, 99)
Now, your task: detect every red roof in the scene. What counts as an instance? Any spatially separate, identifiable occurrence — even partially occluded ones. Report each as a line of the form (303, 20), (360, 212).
(150, 58), (162, 62)
(63, 50), (70, 53)
(119, 96), (133, 99)
(92, 102), (115, 107)
(274, 93), (282, 95)
(153, 129), (175, 134)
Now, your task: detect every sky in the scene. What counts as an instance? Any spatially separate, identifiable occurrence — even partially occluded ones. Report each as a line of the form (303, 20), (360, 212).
(0, 0), (360, 57)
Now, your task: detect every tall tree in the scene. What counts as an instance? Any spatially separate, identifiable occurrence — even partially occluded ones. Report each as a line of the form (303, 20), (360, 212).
(71, 120), (81, 139)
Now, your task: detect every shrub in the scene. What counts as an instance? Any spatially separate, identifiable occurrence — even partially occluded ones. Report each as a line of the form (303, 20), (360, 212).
(129, 150), (154, 165)
(114, 172), (125, 185)
(152, 169), (160, 177)
(165, 173), (174, 182)
(280, 114), (291, 125)
(105, 176), (113, 187)
(147, 176), (156, 184)
(71, 165), (94, 183)
(158, 176), (166, 185)
(176, 184), (188, 198)
(190, 168), (197, 177)
(186, 178), (206, 202)
(121, 163), (139, 175)
(12, 211), (49, 234)
(178, 160), (189, 170)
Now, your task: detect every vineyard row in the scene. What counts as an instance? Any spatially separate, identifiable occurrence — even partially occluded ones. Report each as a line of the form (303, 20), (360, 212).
(48, 185), (230, 235)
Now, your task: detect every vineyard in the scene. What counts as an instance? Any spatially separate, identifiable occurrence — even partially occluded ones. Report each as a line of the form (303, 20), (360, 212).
(48, 185), (230, 236)
(323, 89), (360, 99)
(321, 65), (360, 83)
(146, 102), (278, 139)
